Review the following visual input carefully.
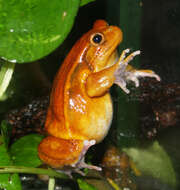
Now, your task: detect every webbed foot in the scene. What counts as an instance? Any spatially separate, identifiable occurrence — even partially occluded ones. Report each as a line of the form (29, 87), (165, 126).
(114, 49), (161, 93)
(54, 140), (101, 177)
(72, 140), (102, 172)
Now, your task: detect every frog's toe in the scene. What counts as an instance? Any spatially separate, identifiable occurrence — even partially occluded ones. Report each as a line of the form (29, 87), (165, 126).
(73, 156), (102, 172)
(73, 168), (86, 176)
(134, 70), (161, 81)
(114, 78), (130, 94)
(74, 140), (102, 171)
(76, 159), (102, 171)
(127, 75), (140, 87)
(126, 70), (160, 88)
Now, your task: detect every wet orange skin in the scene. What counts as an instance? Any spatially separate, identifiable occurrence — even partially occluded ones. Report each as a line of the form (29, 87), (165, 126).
(38, 19), (161, 170)
(38, 20), (123, 168)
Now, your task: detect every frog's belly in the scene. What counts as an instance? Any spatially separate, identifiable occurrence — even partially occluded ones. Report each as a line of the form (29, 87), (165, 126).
(68, 93), (113, 143)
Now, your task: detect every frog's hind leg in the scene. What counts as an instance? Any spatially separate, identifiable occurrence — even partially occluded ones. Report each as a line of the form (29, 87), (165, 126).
(74, 140), (102, 171)
(38, 136), (85, 168)
(38, 136), (101, 174)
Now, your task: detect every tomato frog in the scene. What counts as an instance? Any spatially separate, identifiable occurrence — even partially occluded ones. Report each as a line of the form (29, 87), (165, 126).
(38, 20), (160, 173)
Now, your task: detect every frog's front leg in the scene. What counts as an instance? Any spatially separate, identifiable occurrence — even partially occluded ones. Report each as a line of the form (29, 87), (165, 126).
(114, 49), (161, 93)
(85, 49), (160, 97)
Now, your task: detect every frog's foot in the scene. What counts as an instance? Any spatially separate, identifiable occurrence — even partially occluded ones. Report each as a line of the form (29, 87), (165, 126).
(72, 140), (102, 172)
(55, 140), (101, 177)
(118, 48), (140, 66)
(75, 157), (102, 171)
(126, 69), (161, 88)
(114, 49), (161, 93)
(56, 167), (86, 178)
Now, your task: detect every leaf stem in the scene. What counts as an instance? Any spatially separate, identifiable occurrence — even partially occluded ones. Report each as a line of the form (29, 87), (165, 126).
(0, 61), (15, 99)
(48, 177), (55, 190)
(0, 166), (68, 179)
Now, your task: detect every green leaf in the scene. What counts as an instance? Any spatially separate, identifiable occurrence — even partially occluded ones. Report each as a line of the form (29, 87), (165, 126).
(0, 0), (80, 63)
(10, 134), (44, 167)
(0, 122), (21, 190)
(77, 179), (98, 190)
(123, 141), (177, 187)
(0, 120), (12, 149)
(80, 0), (95, 6)
(0, 61), (15, 100)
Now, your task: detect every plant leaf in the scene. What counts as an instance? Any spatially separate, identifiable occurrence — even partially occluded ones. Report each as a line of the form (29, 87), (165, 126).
(0, 120), (12, 149)
(0, 121), (21, 190)
(123, 141), (177, 187)
(0, 0), (80, 63)
(77, 179), (98, 190)
(10, 134), (44, 167)
(80, 0), (95, 6)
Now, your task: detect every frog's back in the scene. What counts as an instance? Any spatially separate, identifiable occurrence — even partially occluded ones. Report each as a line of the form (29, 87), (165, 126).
(44, 32), (92, 138)
(45, 22), (115, 141)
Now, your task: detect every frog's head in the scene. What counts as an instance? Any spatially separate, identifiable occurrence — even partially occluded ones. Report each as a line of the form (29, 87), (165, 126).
(85, 20), (123, 72)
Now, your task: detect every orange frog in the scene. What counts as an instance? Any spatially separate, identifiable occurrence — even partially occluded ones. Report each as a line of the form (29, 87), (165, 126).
(38, 20), (160, 171)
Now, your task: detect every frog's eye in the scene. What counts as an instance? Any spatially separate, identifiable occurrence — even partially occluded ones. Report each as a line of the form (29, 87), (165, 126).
(90, 33), (105, 46)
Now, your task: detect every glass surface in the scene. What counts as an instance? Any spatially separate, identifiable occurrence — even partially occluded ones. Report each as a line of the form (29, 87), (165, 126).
(0, 0), (180, 189)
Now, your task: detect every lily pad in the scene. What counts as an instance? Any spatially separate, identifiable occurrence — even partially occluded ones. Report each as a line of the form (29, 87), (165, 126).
(0, 0), (80, 63)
